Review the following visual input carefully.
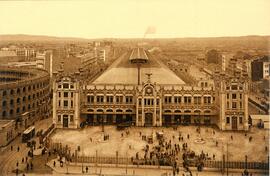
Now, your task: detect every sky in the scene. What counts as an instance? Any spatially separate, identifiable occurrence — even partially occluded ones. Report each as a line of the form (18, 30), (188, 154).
(0, 0), (269, 38)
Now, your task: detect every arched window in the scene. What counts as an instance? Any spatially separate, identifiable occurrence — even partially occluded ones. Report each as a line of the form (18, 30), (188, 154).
(23, 97), (26, 102)
(17, 88), (20, 94)
(23, 87), (26, 92)
(28, 104), (31, 110)
(9, 109), (13, 115)
(2, 101), (7, 107)
(126, 109), (132, 113)
(2, 111), (6, 117)
(10, 99), (14, 105)
(116, 109), (123, 113)
(17, 98), (20, 104)
(16, 108), (20, 113)
(10, 89), (14, 95)
(97, 109), (104, 112)
(2, 90), (7, 96)
(194, 110), (201, 113)
(106, 109), (113, 112)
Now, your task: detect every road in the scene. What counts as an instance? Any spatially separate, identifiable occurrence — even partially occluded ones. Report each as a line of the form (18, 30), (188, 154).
(0, 117), (52, 175)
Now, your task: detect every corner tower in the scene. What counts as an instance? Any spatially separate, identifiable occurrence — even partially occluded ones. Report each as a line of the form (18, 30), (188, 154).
(214, 68), (249, 131)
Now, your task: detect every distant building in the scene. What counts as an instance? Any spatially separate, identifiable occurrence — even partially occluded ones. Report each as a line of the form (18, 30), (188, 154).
(98, 49), (106, 62)
(206, 49), (222, 65)
(16, 48), (36, 60)
(251, 56), (270, 81)
(36, 52), (46, 69)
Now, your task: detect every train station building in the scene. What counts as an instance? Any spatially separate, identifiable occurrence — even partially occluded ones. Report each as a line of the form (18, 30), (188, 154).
(53, 48), (250, 131)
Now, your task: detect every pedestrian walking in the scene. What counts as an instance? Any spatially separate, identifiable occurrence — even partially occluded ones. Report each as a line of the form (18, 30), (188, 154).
(53, 161), (56, 167)
(22, 157), (24, 163)
(16, 161), (19, 167)
(11, 145), (13, 151)
(17, 146), (20, 152)
(86, 166), (88, 173)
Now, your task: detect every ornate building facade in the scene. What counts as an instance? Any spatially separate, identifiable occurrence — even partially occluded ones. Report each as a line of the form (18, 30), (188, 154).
(52, 71), (249, 131)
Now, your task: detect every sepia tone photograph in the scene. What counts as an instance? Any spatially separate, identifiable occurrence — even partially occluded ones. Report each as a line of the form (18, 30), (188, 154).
(0, 0), (269, 175)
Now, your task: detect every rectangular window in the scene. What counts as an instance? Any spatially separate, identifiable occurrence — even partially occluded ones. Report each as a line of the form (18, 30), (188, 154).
(232, 102), (237, 109)
(174, 96), (181, 104)
(239, 94), (242, 99)
(204, 97), (211, 104)
(239, 102), (242, 109)
(58, 115), (61, 122)
(58, 100), (61, 107)
(71, 100), (73, 107)
(58, 85), (62, 89)
(227, 102), (229, 109)
(232, 94), (237, 99)
(194, 97), (201, 104)
(164, 96), (172, 104)
(231, 85), (238, 90)
(226, 117), (230, 124)
(97, 96), (104, 103)
(58, 92), (61, 97)
(63, 83), (69, 89)
(156, 99), (159, 105)
(87, 96), (94, 103)
(227, 94), (229, 99)
(64, 92), (68, 97)
(138, 99), (141, 106)
(116, 96), (123, 104)
(64, 100), (68, 107)
(184, 96), (191, 104)
(125, 96), (133, 104)
(239, 117), (243, 124)
(70, 115), (74, 122)
(71, 92), (73, 98)
(106, 96), (113, 103)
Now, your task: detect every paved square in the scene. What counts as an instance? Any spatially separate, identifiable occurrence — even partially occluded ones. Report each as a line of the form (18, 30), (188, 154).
(50, 126), (269, 162)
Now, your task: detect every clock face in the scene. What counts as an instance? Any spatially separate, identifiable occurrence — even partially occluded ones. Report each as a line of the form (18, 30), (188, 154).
(146, 87), (153, 94)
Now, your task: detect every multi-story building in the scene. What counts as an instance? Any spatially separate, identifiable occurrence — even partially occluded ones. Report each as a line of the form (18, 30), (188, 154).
(52, 48), (249, 131)
(251, 56), (270, 81)
(0, 66), (51, 131)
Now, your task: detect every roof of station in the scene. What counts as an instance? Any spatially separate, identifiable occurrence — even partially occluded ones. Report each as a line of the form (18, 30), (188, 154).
(93, 48), (185, 85)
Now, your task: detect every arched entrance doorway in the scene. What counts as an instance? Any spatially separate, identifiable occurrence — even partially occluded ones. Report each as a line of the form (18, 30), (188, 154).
(126, 109), (133, 123)
(174, 110), (181, 125)
(145, 113), (153, 126)
(106, 109), (113, 124)
(116, 109), (123, 124)
(232, 116), (237, 130)
(86, 114), (94, 125)
(183, 110), (191, 125)
(163, 110), (172, 126)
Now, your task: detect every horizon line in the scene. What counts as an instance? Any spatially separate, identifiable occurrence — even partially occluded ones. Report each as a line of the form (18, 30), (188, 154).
(0, 33), (270, 41)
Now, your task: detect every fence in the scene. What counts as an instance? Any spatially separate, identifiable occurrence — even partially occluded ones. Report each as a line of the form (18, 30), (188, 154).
(203, 160), (269, 170)
(48, 142), (269, 171)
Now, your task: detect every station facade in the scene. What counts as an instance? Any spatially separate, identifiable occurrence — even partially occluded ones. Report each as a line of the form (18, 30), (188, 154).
(53, 70), (249, 131)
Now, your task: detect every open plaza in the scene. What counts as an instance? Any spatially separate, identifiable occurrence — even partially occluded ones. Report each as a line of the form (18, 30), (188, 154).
(50, 125), (269, 162)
